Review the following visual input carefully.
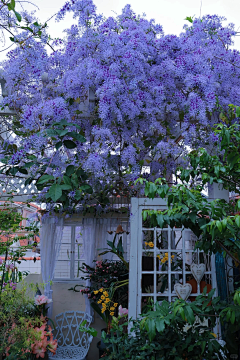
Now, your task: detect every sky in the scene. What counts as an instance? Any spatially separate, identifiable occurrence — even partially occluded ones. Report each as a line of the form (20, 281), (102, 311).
(1, 0), (240, 58)
(24, 0), (240, 44)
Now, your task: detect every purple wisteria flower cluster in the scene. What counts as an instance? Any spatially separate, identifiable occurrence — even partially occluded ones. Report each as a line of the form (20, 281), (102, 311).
(1, 0), (240, 204)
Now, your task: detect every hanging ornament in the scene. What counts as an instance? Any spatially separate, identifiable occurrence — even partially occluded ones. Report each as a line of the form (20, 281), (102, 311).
(191, 264), (206, 284)
(174, 283), (192, 301)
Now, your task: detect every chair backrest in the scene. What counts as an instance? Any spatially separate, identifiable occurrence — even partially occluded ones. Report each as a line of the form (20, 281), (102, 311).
(54, 311), (92, 348)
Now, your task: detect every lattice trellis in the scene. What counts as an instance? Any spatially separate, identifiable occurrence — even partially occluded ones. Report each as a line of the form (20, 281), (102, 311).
(0, 176), (38, 202)
(129, 198), (217, 318)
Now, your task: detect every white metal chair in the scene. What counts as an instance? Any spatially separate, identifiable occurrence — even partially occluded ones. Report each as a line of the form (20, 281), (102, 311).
(48, 311), (93, 360)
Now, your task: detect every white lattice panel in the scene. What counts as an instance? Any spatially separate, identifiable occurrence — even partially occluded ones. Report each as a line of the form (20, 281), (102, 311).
(0, 176), (38, 201)
(129, 198), (217, 319)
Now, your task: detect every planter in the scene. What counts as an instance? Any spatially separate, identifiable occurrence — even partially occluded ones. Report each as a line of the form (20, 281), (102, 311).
(100, 328), (111, 349)
(97, 341), (105, 359)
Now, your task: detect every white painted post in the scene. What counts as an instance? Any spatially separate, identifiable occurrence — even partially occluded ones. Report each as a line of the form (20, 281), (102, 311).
(128, 198), (139, 321)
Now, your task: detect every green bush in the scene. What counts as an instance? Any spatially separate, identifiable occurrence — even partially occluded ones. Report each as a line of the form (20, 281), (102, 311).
(102, 291), (227, 360)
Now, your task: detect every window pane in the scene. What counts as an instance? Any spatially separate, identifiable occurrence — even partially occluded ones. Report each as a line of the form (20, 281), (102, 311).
(54, 261), (70, 279)
(54, 226), (71, 279)
(75, 226), (84, 261)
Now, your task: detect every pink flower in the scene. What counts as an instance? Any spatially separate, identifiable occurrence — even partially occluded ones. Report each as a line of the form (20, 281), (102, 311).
(5, 263), (14, 271)
(48, 337), (57, 354)
(32, 341), (46, 358)
(118, 305), (128, 316)
(104, 280), (107, 283)
(35, 325), (46, 340)
(0, 258), (2, 265)
(35, 295), (52, 306)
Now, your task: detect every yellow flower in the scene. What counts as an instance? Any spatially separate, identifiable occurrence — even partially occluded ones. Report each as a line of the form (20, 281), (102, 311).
(94, 290), (99, 294)
(148, 242), (154, 248)
(102, 303), (107, 308)
(101, 295), (105, 300)
(101, 308), (105, 313)
(110, 307), (115, 311)
(165, 253), (168, 256)
(103, 291), (108, 297)
(145, 241), (148, 246)
(97, 300), (102, 304)
(114, 303), (118, 307)
(110, 312), (114, 316)
(105, 298), (110, 303)
(157, 255), (160, 260)
(99, 288), (103, 292)
(171, 255), (175, 259)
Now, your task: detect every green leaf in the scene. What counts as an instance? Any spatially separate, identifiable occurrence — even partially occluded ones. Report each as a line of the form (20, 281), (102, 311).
(18, 167), (28, 175)
(24, 161), (35, 169)
(156, 213), (164, 228)
(10, 167), (19, 176)
(63, 175), (72, 186)
(25, 177), (34, 186)
(216, 220), (222, 232)
(46, 129), (58, 137)
(60, 184), (72, 190)
(14, 11), (22, 22)
(11, 0), (16, 9)
(55, 141), (62, 150)
(63, 140), (77, 149)
(57, 129), (69, 137)
(185, 16), (193, 23)
(235, 215), (240, 227)
(145, 318), (156, 341)
(66, 165), (75, 176)
(48, 184), (62, 202)
(155, 319), (165, 333)
(230, 310), (235, 324)
(37, 175), (55, 184)
(71, 173), (79, 188)
(80, 184), (93, 194)
(67, 131), (86, 143)
(184, 305), (195, 325)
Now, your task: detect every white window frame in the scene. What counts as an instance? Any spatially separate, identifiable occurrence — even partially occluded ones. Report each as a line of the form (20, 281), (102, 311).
(53, 221), (84, 282)
(128, 198), (218, 320)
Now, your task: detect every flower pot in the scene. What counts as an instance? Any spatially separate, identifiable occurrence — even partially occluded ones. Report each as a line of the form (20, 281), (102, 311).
(100, 328), (111, 349)
(97, 341), (105, 359)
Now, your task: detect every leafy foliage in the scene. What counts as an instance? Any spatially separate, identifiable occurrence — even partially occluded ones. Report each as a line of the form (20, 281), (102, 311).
(102, 292), (226, 360)
(0, 203), (39, 292)
(137, 123), (240, 264)
(71, 259), (128, 327)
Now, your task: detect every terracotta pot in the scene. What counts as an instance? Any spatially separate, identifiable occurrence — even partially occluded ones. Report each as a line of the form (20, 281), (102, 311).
(187, 278), (212, 305)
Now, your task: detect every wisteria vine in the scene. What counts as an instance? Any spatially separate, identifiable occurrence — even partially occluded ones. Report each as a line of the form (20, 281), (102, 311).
(1, 0), (240, 209)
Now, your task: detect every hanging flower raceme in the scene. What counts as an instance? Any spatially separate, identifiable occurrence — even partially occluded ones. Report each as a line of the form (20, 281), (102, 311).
(1, 1), (240, 206)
